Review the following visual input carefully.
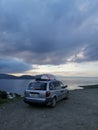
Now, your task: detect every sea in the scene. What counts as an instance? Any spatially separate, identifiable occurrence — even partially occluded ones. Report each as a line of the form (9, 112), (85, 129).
(0, 77), (98, 95)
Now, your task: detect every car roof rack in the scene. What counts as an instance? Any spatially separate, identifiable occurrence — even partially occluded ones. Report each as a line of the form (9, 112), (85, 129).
(35, 74), (56, 81)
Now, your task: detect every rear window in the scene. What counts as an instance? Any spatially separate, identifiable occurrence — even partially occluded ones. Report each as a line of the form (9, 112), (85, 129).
(28, 82), (47, 90)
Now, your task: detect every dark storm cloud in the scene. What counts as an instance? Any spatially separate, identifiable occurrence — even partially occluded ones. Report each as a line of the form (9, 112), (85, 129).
(83, 43), (98, 62)
(0, 0), (98, 72)
(0, 59), (32, 73)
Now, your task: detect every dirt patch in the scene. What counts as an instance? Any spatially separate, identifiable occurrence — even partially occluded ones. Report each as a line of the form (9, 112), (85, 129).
(0, 89), (98, 130)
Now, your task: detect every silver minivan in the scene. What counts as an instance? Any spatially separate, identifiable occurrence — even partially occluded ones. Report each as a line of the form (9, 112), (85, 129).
(24, 75), (69, 107)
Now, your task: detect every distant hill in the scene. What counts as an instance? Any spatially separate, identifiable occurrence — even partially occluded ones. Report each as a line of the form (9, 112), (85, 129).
(0, 74), (18, 79)
(0, 74), (35, 79)
(19, 75), (35, 79)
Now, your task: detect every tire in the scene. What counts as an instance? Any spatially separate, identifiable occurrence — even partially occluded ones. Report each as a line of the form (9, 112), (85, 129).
(51, 97), (56, 108)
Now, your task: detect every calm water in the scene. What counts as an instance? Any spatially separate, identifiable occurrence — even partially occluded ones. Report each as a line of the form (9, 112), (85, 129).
(0, 79), (33, 95)
(58, 77), (98, 90)
(0, 77), (98, 95)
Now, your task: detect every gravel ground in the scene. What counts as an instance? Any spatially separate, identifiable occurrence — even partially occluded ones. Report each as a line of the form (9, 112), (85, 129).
(0, 89), (98, 130)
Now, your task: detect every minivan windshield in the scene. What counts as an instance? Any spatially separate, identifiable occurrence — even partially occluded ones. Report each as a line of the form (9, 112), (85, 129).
(28, 82), (47, 90)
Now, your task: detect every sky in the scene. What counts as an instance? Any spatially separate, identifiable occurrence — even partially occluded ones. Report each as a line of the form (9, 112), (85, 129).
(0, 0), (98, 77)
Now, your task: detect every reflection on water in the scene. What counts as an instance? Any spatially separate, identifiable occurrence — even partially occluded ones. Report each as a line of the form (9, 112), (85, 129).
(0, 77), (98, 94)
(67, 85), (83, 90)
(58, 77), (98, 90)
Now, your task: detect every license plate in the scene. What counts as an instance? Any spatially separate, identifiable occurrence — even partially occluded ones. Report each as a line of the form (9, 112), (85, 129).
(30, 94), (39, 98)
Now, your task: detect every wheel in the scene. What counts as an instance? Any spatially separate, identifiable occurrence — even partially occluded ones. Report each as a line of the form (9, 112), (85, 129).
(51, 98), (56, 107)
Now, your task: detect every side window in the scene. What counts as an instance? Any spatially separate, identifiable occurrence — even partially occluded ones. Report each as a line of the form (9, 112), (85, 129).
(53, 81), (60, 90)
(49, 83), (55, 90)
(59, 81), (64, 87)
(59, 81), (66, 89)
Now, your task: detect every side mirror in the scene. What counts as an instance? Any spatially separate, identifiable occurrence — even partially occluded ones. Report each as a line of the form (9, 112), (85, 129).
(62, 85), (67, 88)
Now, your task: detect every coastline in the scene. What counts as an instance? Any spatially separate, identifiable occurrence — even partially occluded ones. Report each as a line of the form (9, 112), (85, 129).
(79, 84), (98, 89)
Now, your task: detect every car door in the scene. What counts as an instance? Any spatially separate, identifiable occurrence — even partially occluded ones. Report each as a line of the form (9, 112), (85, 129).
(49, 81), (60, 101)
(53, 81), (62, 101)
(59, 81), (67, 99)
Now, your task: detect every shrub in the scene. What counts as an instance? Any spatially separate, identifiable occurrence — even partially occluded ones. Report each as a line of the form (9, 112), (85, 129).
(0, 91), (8, 99)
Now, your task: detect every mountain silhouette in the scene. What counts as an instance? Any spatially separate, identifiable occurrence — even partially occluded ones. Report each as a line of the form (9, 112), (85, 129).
(0, 74), (35, 79)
